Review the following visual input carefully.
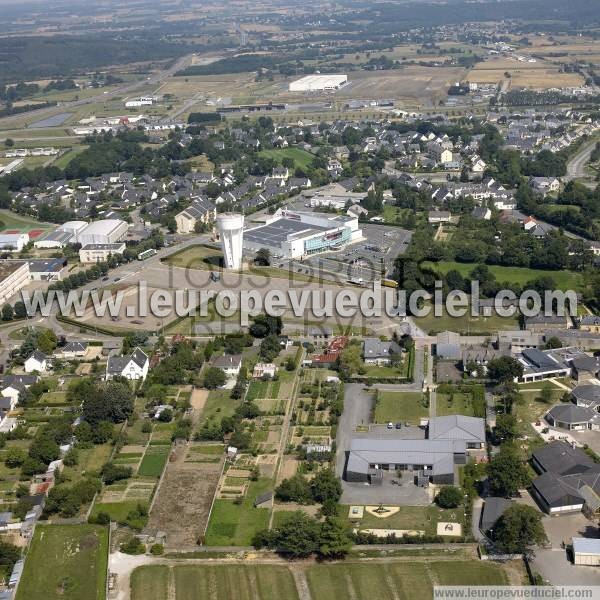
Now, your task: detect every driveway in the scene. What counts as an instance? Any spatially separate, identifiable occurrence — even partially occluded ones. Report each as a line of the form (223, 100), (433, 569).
(568, 429), (600, 454)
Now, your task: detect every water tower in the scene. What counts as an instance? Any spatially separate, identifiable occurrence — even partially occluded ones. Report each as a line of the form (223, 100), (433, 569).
(216, 213), (244, 270)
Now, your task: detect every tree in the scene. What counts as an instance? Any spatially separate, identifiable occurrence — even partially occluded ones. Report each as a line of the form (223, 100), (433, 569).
(494, 505), (547, 555)
(543, 336), (562, 350)
(13, 301), (27, 319)
(487, 444), (530, 497)
(254, 248), (271, 266)
(337, 343), (363, 379)
(487, 356), (523, 383)
(36, 329), (57, 354)
(495, 413), (518, 442)
(318, 517), (353, 558)
(120, 536), (146, 555)
(203, 367), (226, 389)
(259, 335), (280, 362)
(4, 139), (14, 148)
(435, 486), (463, 509)
(101, 462), (132, 485)
(310, 469), (342, 504)
(82, 381), (134, 425)
(539, 382), (554, 404)
(4, 448), (26, 468)
(275, 474), (312, 503)
(1, 304), (13, 321)
(272, 511), (320, 557)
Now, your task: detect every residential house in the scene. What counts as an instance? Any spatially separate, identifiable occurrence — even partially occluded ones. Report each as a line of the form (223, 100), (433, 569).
(213, 354), (242, 377)
(24, 350), (48, 374)
(362, 338), (402, 365)
(106, 348), (149, 381)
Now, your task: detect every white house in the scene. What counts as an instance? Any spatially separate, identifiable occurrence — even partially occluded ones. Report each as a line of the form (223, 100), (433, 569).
(212, 354), (242, 377)
(24, 350), (48, 374)
(106, 347), (149, 381)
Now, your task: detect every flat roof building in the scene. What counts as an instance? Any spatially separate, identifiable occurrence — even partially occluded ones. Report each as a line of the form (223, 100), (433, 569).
(0, 261), (30, 305)
(79, 243), (126, 263)
(78, 219), (128, 246)
(289, 74), (348, 92)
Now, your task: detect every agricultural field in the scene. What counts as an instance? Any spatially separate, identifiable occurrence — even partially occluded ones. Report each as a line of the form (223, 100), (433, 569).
(131, 558), (511, 600)
(373, 391), (429, 425)
(131, 564), (299, 600)
(16, 524), (108, 600)
(137, 444), (171, 478)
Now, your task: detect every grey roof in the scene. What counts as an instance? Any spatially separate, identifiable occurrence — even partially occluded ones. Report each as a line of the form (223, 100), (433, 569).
(436, 343), (461, 361)
(571, 355), (600, 373)
(2, 374), (37, 387)
(428, 415), (486, 444)
(532, 441), (597, 476)
(573, 537), (600, 555)
(107, 347), (148, 374)
(62, 341), (89, 353)
(347, 438), (462, 477)
(212, 354), (242, 369)
(27, 350), (47, 363)
(547, 403), (597, 425)
(573, 385), (600, 406)
(481, 497), (513, 532)
(363, 338), (402, 360)
(27, 258), (66, 273)
(244, 218), (330, 247)
(522, 348), (560, 369)
(580, 316), (600, 326)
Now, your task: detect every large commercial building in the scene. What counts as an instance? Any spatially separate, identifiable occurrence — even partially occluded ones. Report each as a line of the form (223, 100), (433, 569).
(289, 74), (348, 92)
(79, 243), (126, 264)
(244, 209), (362, 260)
(78, 219), (128, 246)
(0, 233), (29, 252)
(0, 261), (30, 305)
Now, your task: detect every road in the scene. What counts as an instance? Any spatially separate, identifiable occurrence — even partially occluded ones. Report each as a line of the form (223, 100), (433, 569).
(565, 138), (597, 187)
(0, 53), (194, 133)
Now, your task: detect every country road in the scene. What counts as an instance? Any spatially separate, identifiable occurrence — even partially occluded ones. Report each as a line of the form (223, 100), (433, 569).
(565, 138), (598, 187)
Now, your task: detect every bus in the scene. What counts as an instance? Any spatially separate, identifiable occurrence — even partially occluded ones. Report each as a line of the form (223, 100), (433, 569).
(381, 278), (399, 289)
(137, 248), (157, 261)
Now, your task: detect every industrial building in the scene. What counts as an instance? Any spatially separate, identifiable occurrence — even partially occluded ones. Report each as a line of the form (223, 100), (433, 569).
(78, 219), (128, 246)
(289, 74), (348, 92)
(244, 209), (362, 260)
(572, 538), (600, 566)
(79, 243), (126, 263)
(33, 229), (73, 249)
(0, 261), (30, 305)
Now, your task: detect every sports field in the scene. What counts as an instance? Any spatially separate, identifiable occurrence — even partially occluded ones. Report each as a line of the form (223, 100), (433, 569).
(16, 524), (108, 600)
(0, 209), (53, 236)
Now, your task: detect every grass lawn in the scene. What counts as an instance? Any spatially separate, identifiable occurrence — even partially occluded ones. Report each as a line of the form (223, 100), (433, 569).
(90, 501), (148, 523)
(258, 147), (315, 170)
(131, 565), (298, 600)
(373, 391), (428, 425)
(345, 504), (463, 536)
(53, 145), (88, 169)
(16, 524), (108, 600)
(38, 391), (68, 405)
(131, 565), (169, 600)
(424, 260), (583, 292)
(414, 300), (520, 335)
(198, 389), (236, 428)
(247, 380), (269, 401)
(435, 385), (486, 418)
(205, 478), (272, 546)
(0, 209), (53, 233)
(62, 443), (112, 482)
(138, 445), (170, 478)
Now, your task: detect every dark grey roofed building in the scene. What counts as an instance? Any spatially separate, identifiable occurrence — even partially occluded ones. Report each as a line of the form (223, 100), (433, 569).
(546, 404), (599, 431)
(480, 497), (513, 534)
(362, 338), (402, 364)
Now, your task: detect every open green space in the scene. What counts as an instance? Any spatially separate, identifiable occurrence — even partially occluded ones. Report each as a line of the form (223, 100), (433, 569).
(258, 147), (315, 170)
(424, 261), (583, 291)
(131, 564), (298, 600)
(205, 478), (272, 546)
(413, 300), (521, 335)
(90, 500), (149, 523)
(138, 445), (170, 478)
(16, 524), (108, 600)
(305, 560), (507, 600)
(373, 391), (428, 425)
(436, 385), (486, 418)
(345, 504), (463, 536)
(0, 209), (53, 232)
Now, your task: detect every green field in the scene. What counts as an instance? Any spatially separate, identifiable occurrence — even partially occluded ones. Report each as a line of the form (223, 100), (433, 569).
(16, 524), (108, 600)
(131, 564), (299, 600)
(436, 385), (486, 418)
(258, 147), (315, 170)
(205, 478), (271, 546)
(138, 445), (170, 478)
(0, 209), (53, 233)
(424, 261), (583, 291)
(90, 501), (149, 523)
(306, 561), (507, 600)
(373, 391), (428, 424)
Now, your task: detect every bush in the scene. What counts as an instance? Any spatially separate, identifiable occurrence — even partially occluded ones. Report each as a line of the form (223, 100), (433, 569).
(435, 486), (463, 509)
(150, 543), (164, 555)
(120, 536), (145, 555)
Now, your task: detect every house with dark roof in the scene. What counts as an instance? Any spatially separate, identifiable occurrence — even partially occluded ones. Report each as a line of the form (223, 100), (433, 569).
(531, 441), (600, 515)
(54, 341), (89, 359)
(24, 350), (48, 374)
(106, 347), (149, 381)
(362, 338), (402, 365)
(545, 404), (600, 431)
(480, 497), (513, 535)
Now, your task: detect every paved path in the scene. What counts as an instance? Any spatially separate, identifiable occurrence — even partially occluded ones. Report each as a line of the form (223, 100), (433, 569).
(565, 138), (598, 187)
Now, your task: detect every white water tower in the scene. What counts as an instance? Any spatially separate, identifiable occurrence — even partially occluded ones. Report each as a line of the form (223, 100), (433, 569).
(216, 213), (244, 270)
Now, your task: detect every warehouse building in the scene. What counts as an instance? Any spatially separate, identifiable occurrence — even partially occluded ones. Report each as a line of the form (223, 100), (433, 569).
(33, 229), (73, 249)
(243, 208), (362, 259)
(289, 74), (348, 92)
(0, 233), (29, 252)
(572, 538), (600, 566)
(27, 258), (67, 281)
(0, 261), (30, 305)
(78, 219), (128, 246)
